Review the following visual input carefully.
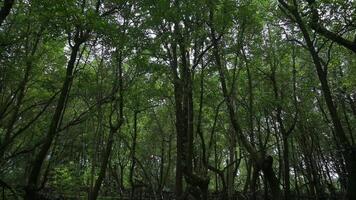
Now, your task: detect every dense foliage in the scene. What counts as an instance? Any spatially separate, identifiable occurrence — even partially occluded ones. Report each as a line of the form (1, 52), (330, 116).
(0, 0), (355, 199)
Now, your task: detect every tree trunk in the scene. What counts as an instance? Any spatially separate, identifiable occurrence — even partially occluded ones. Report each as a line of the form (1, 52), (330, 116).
(209, 10), (282, 200)
(24, 33), (85, 200)
(261, 156), (282, 200)
(88, 127), (119, 200)
(282, 135), (290, 200)
(129, 111), (138, 199)
(89, 51), (124, 200)
(291, 7), (356, 200)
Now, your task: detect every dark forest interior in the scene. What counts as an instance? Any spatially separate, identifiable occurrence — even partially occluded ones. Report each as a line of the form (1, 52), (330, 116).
(0, 0), (356, 199)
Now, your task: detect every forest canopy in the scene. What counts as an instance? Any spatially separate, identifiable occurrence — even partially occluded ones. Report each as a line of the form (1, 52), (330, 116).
(0, 0), (355, 200)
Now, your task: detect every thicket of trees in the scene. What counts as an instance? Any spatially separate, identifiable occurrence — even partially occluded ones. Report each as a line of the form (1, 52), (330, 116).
(0, 0), (355, 199)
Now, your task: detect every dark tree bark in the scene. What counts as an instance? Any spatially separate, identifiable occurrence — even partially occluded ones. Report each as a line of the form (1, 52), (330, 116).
(278, 1), (356, 199)
(270, 64), (297, 200)
(167, 6), (210, 197)
(129, 111), (138, 199)
(306, 0), (356, 54)
(24, 30), (88, 200)
(0, 0), (14, 26)
(209, 10), (282, 200)
(89, 51), (124, 200)
(89, 127), (120, 200)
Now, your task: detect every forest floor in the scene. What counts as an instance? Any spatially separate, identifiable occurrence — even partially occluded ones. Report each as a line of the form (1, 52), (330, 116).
(29, 190), (343, 200)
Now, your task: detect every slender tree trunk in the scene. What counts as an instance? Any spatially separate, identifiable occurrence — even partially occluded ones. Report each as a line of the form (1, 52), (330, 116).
(89, 80), (103, 197)
(129, 111), (138, 199)
(214, 138), (219, 192)
(209, 10), (282, 200)
(251, 166), (259, 200)
(24, 33), (85, 200)
(227, 127), (236, 199)
(282, 135), (290, 200)
(170, 41), (184, 197)
(89, 52), (124, 200)
(89, 127), (119, 200)
(291, 8), (356, 200)
(158, 137), (165, 193)
(291, 139), (300, 199)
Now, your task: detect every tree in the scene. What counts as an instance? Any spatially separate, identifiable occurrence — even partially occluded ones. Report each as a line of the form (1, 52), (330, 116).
(0, 0), (355, 199)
